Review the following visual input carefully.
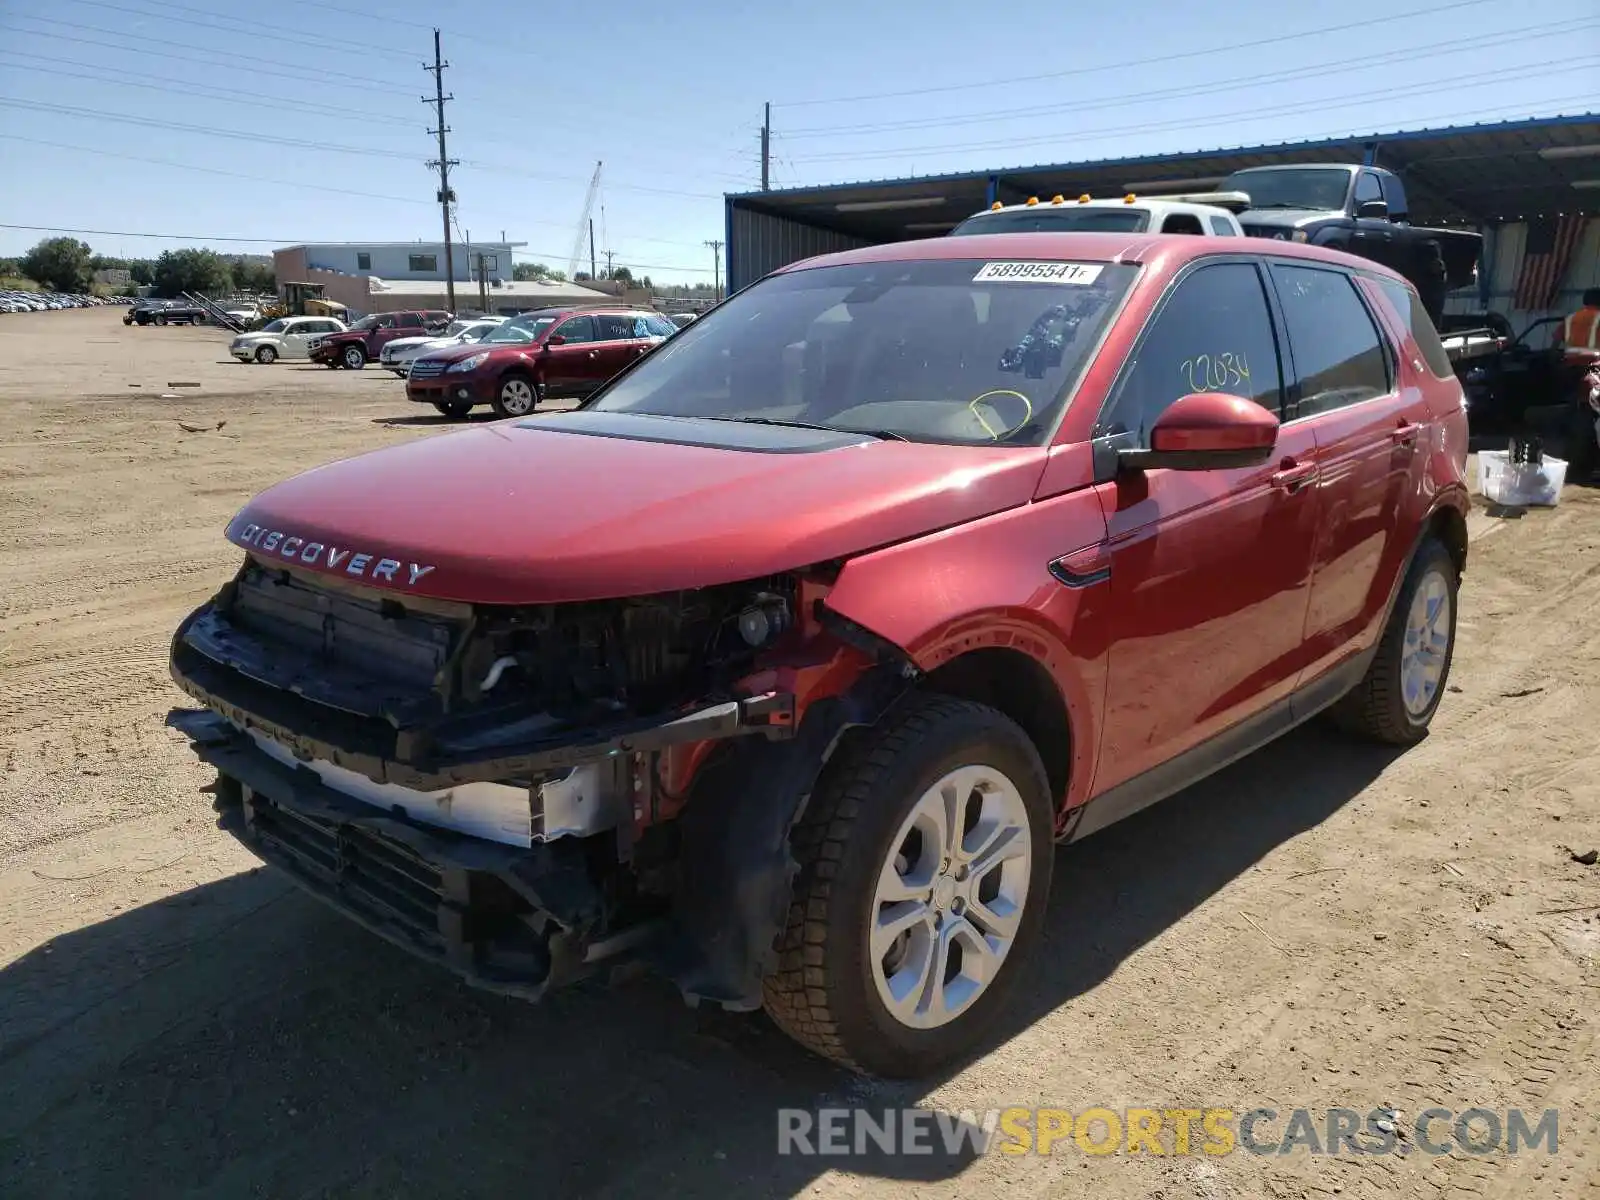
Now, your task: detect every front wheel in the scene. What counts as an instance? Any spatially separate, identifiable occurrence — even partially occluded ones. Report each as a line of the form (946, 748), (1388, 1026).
(341, 344), (366, 370)
(254, 345), (278, 365)
(431, 400), (472, 418)
(492, 374), (539, 418)
(156, 313), (168, 326)
(1329, 537), (1458, 744)
(763, 695), (1054, 1078)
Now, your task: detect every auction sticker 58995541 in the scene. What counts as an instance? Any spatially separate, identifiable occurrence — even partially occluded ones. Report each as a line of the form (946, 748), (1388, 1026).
(973, 261), (1104, 284)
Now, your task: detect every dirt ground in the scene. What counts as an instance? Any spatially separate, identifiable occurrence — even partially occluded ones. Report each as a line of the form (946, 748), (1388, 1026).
(1, 307), (1596, 1199)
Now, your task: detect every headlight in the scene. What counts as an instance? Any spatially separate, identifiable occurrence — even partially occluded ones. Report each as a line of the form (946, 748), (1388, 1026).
(447, 352), (489, 373)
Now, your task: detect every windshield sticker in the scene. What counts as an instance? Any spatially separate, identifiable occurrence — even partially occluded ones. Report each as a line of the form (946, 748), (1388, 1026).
(974, 261), (1103, 285)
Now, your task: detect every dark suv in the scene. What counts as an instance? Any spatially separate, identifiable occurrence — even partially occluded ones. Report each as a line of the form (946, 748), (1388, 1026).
(404, 306), (678, 417)
(312, 310), (453, 369)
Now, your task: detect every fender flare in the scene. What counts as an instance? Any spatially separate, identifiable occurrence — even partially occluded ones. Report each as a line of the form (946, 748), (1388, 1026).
(656, 665), (911, 1011)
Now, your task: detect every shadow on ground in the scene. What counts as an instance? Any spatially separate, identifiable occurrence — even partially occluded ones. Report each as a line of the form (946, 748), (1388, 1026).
(0, 723), (1400, 1198)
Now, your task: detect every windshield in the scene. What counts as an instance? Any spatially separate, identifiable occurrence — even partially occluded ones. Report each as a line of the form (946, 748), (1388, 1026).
(260, 319), (288, 333)
(484, 314), (557, 344)
(585, 259), (1137, 445)
(950, 208), (1150, 235)
(459, 324), (495, 342)
(1225, 168), (1351, 211)
(350, 315), (381, 331)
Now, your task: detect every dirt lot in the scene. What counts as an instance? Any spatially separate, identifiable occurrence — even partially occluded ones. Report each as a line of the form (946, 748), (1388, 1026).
(1, 307), (1596, 1199)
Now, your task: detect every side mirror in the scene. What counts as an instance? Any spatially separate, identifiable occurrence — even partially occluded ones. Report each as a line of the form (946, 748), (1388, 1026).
(1357, 199), (1389, 220)
(1118, 393), (1279, 472)
(545, 334), (565, 346)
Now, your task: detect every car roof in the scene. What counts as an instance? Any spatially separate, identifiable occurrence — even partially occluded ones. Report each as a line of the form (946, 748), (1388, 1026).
(970, 197), (1237, 219)
(778, 231), (1405, 283)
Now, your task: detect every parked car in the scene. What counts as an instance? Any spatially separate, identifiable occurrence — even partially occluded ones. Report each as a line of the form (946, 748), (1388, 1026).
(168, 232), (1470, 1078)
(310, 310), (453, 369)
(405, 306), (678, 417)
(229, 316), (350, 364)
(379, 317), (506, 376)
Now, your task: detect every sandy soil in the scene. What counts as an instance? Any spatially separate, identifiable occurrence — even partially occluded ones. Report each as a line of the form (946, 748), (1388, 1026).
(1, 308), (1596, 1199)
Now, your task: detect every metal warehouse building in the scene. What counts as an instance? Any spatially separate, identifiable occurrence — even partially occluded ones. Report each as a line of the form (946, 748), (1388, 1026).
(725, 113), (1600, 328)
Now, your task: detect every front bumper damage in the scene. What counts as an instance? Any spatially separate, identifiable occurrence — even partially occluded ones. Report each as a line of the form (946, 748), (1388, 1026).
(164, 576), (844, 1006)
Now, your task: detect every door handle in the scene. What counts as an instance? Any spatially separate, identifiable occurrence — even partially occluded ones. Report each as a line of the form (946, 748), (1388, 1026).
(1391, 422), (1419, 447)
(1271, 459), (1318, 494)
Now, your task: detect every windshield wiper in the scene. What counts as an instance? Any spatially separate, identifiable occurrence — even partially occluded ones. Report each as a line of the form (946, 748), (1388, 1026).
(707, 416), (909, 442)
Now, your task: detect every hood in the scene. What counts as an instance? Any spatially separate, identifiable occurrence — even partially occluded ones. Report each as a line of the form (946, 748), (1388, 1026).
(225, 410), (1047, 605)
(417, 340), (513, 364)
(1239, 208), (1332, 231)
(384, 335), (447, 353)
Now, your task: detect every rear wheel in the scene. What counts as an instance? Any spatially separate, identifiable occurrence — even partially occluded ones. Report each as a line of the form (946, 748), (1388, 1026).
(492, 373), (538, 418)
(1330, 537), (1458, 744)
(254, 345), (278, 365)
(431, 400), (472, 418)
(156, 313), (168, 326)
(341, 344), (366, 370)
(763, 695), (1054, 1078)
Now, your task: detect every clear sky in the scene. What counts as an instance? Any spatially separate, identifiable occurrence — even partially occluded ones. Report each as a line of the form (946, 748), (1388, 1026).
(1, 0), (1596, 282)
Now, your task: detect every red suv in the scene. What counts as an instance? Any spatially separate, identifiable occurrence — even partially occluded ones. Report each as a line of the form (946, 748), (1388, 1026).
(404, 306), (678, 418)
(312, 310), (453, 370)
(169, 232), (1469, 1078)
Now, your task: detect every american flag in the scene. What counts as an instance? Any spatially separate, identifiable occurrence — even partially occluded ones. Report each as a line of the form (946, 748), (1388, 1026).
(1512, 214), (1588, 311)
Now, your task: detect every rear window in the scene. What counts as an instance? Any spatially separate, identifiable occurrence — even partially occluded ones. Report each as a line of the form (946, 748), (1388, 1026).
(1375, 277), (1454, 379)
(951, 209), (1150, 235)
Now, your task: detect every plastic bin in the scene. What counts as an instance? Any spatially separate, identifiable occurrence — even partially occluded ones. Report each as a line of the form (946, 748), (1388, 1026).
(1477, 449), (1566, 507)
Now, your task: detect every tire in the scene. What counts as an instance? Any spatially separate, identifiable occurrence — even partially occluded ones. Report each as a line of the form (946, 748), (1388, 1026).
(341, 344), (366, 370)
(492, 373), (539, 418)
(1329, 537), (1458, 744)
(156, 313), (168, 326)
(762, 694), (1054, 1078)
(254, 345), (278, 365)
(431, 400), (472, 418)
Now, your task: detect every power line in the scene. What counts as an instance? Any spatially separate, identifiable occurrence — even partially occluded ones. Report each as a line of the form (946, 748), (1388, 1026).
(5, 17), (420, 95)
(0, 53), (422, 126)
(782, 60), (1600, 164)
(0, 134), (434, 205)
(0, 97), (420, 159)
(773, 0), (1499, 107)
(57, 0), (419, 62)
(780, 19), (1591, 138)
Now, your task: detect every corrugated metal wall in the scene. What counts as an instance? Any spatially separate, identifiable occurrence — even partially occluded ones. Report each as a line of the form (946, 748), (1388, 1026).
(1442, 217), (1600, 342)
(727, 204), (875, 293)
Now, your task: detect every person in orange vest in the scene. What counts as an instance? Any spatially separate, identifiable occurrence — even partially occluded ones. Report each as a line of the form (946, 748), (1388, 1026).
(1560, 287), (1600, 355)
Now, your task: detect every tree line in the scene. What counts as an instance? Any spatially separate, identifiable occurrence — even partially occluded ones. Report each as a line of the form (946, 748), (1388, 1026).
(2, 237), (276, 298)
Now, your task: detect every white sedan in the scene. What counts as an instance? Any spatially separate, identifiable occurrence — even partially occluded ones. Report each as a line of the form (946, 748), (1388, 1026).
(230, 316), (349, 364)
(379, 317), (506, 375)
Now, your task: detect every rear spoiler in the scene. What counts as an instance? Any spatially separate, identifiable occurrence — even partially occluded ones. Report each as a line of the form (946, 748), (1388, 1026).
(1157, 190), (1253, 213)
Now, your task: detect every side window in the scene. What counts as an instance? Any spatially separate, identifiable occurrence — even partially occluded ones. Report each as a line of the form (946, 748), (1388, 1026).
(593, 313), (637, 341)
(396, 313), (422, 329)
(1207, 215), (1237, 236)
(374, 314), (396, 330)
(553, 315), (596, 343)
(1159, 213), (1204, 235)
(1099, 262), (1284, 445)
(1375, 277), (1454, 379)
(644, 314), (679, 337)
(408, 254), (438, 272)
(1270, 264), (1391, 417)
(1354, 172), (1384, 207)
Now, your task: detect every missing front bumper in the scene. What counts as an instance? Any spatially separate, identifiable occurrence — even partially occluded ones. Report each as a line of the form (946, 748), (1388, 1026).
(173, 709), (641, 1001)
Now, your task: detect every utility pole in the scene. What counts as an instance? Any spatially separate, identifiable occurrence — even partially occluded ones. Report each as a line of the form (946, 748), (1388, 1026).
(603, 249), (615, 278)
(704, 239), (723, 301)
(588, 219), (597, 281)
(423, 29), (458, 313)
(761, 101), (771, 191)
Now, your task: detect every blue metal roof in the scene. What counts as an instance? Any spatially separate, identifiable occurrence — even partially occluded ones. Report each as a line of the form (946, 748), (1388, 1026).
(726, 111), (1600, 226)
(729, 111), (1600, 203)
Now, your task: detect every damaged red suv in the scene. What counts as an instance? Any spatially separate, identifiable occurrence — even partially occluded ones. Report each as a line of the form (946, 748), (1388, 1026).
(169, 232), (1469, 1077)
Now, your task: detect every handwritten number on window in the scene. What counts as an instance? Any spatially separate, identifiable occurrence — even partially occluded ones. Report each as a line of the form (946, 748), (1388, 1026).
(1179, 352), (1251, 395)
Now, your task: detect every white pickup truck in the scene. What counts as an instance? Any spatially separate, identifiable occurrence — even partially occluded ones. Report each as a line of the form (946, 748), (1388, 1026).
(949, 192), (1248, 237)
